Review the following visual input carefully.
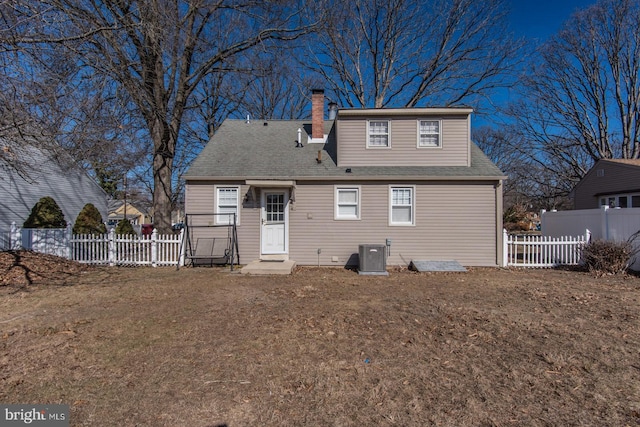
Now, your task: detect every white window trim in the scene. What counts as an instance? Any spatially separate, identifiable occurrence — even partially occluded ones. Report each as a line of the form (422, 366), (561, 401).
(389, 185), (415, 226)
(215, 186), (241, 225)
(366, 119), (391, 149)
(334, 186), (361, 220)
(417, 119), (442, 148)
(599, 192), (640, 208)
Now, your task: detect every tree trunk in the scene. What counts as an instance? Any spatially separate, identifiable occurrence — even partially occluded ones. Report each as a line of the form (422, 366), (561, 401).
(150, 118), (175, 234)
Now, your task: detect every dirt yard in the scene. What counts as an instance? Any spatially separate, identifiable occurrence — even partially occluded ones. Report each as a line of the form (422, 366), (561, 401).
(1, 252), (639, 426)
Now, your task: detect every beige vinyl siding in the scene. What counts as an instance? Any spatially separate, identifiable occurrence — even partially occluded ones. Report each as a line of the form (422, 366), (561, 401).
(289, 181), (498, 267)
(574, 162), (640, 209)
(185, 181), (261, 261)
(336, 115), (469, 167)
(186, 179), (499, 267)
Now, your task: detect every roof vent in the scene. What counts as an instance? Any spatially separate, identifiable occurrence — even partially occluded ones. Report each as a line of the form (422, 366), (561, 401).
(328, 102), (338, 120)
(296, 128), (303, 147)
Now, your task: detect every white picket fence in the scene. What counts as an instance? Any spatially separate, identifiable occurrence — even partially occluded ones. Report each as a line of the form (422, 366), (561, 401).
(71, 230), (184, 266)
(503, 229), (590, 267)
(4, 222), (594, 269)
(5, 222), (185, 267)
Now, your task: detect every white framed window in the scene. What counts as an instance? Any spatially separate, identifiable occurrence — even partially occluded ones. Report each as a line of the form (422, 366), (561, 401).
(335, 187), (360, 220)
(367, 120), (390, 148)
(417, 120), (441, 148)
(216, 186), (240, 224)
(389, 186), (415, 226)
(599, 193), (640, 209)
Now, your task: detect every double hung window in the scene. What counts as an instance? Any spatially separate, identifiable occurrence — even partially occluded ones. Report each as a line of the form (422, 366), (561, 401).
(335, 187), (360, 220)
(390, 187), (414, 225)
(367, 120), (390, 148)
(418, 120), (441, 148)
(216, 186), (239, 224)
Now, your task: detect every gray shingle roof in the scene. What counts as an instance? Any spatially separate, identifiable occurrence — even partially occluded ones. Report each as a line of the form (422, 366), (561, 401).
(185, 119), (505, 181)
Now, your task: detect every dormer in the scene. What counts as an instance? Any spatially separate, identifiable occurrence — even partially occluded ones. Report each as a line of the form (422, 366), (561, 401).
(335, 108), (473, 167)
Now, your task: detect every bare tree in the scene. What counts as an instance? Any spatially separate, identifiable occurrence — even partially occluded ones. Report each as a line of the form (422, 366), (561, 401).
(11, 0), (316, 232)
(473, 126), (573, 211)
(234, 51), (323, 120)
(506, 0), (640, 192)
(0, 1), (142, 193)
(306, 0), (521, 109)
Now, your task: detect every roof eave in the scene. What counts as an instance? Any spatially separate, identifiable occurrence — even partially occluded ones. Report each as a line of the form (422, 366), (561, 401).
(337, 107), (474, 117)
(185, 174), (506, 182)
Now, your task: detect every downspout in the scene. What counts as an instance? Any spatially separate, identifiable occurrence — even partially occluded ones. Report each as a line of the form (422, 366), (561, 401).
(496, 180), (504, 267)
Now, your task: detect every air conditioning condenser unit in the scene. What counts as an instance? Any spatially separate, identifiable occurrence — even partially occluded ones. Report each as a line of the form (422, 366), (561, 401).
(358, 244), (388, 276)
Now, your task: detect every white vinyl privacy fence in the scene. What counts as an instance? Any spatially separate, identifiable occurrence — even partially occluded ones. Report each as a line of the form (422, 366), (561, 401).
(4, 222), (184, 267)
(541, 206), (640, 270)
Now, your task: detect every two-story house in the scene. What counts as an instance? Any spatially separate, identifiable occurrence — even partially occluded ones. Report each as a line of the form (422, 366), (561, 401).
(183, 90), (506, 268)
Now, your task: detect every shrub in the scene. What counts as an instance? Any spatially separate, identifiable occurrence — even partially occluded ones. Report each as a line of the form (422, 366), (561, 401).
(115, 219), (135, 236)
(23, 196), (67, 228)
(503, 204), (533, 232)
(73, 203), (107, 235)
(580, 239), (634, 275)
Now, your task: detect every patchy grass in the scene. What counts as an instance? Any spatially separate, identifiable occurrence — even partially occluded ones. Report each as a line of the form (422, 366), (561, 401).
(1, 260), (640, 426)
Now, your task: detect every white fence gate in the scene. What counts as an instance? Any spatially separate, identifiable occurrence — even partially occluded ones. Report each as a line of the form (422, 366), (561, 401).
(6, 222), (185, 267)
(503, 229), (590, 268)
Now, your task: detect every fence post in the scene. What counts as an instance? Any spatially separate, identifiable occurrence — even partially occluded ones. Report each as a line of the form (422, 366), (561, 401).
(108, 228), (115, 267)
(600, 205), (610, 241)
(151, 229), (158, 268)
(502, 228), (508, 267)
(66, 224), (72, 260)
(9, 222), (19, 250)
(585, 229), (591, 243)
(178, 228), (186, 267)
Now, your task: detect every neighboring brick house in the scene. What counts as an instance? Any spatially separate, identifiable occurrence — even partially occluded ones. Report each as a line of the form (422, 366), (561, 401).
(184, 90), (506, 267)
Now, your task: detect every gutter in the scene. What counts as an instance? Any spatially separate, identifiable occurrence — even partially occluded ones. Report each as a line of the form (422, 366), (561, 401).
(185, 175), (507, 182)
(337, 107), (474, 117)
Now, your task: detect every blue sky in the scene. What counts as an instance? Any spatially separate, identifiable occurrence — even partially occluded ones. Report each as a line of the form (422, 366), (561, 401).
(471, 0), (599, 125)
(508, 0), (598, 40)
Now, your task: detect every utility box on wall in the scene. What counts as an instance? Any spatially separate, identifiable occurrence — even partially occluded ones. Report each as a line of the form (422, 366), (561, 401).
(358, 244), (388, 276)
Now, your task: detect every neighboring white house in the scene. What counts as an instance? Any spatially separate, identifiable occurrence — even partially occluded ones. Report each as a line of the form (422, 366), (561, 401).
(0, 141), (108, 235)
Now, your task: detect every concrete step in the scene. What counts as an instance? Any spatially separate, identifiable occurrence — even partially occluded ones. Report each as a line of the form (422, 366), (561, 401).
(240, 259), (296, 275)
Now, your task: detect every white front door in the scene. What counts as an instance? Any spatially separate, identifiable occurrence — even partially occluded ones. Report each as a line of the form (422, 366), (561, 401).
(261, 190), (288, 255)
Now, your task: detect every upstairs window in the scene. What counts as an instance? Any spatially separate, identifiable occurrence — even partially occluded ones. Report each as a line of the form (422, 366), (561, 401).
(367, 120), (390, 148)
(216, 186), (240, 224)
(418, 120), (441, 148)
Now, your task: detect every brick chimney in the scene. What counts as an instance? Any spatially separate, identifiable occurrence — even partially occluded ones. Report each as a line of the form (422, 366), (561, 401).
(312, 89), (325, 140)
